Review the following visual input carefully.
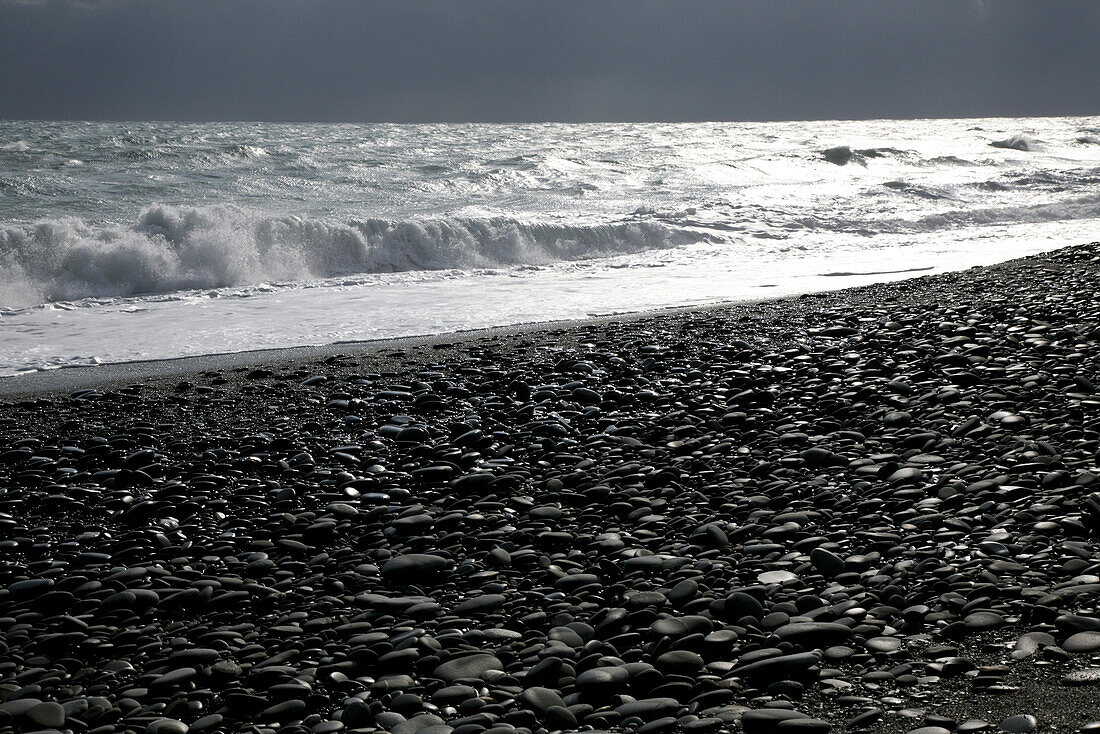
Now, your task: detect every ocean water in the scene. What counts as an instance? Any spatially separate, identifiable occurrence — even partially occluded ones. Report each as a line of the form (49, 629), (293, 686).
(2, 117), (1099, 376)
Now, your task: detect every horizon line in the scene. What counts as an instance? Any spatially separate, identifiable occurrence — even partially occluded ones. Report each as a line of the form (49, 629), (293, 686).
(4, 111), (1100, 126)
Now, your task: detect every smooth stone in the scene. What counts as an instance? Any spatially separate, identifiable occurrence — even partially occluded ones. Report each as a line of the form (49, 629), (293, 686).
(777, 720), (832, 732)
(575, 665), (629, 692)
(519, 686), (567, 712)
(723, 591), (766, 620)
(655, 650), (704, 672)
(800, 447), (845, 468)
(453, 594), (506, 614)
(866, 636), (903, 654)
(27, 701), (66, 728)
(392, 714), (449, 734)
(382, 554), (450, 581)
(615, 698), (681, 718)
(189, 715), (223, 732)
(887, 467), (923, 484)
(1064, 631), (1100, 653)
(741, 709), (810, 734)
(809, 548), (845, 577)
(999, 714), (1038, 733)
(773, 622), (853, 647)
(546, 705), (578, 727)
(146, 719), (189, 734)
(152, 667), (197, 688)
(733, 652), (820, 682)
(758, 570), (798, 584)
(651, 615), (713, 638)
(1011, 632), (1055, 660)
(963, 611), (1005, 631)
(847, 710), (882, 728)
(433, 685), (480, 706)
(638, 716), (678, 734)
(1055, 614), (1100, 633)
(627, 591), (669, 608)
(169, 648), (220, 665)
(0, 699), (42, 717)
(433, 653), (503, 682)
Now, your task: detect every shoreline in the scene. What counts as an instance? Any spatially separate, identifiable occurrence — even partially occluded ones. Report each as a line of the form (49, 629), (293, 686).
(0, 241), (1070, 399)
(0, 301), (755, 398)
(3, 243), (1100, 733)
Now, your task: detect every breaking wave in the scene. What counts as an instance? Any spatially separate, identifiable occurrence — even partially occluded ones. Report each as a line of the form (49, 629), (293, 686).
(0, 205), (709, 307)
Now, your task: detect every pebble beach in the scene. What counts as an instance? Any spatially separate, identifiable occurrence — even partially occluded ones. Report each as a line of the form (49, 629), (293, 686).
(4, 244), (1100, 733)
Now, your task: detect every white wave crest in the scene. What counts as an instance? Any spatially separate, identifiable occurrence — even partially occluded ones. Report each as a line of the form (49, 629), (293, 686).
(0, 205), (706, 307)
(990, 134), (1039, 152)
(1, 140), (29, 152)
(228, 144), (268, 158)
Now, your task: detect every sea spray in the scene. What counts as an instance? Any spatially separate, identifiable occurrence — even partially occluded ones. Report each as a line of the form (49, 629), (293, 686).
(0, 205), (707, 306)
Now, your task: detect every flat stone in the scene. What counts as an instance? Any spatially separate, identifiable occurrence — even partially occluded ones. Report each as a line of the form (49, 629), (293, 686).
(1064, 631), (1100, 653)
(963, 611), (1005, 631)
(733, 652), (820, 682)
(777, 720), (832, 732)
(651, 615), (713, 638)
(1062, 668), (1100, 686)
(146, 719), (189, 734)
(433, 653), (503, 682)
(741, 709), (810, 733)
(758, 570), (798, 584)
(773, 622), (853, 647)
(382, 554), (450, 582)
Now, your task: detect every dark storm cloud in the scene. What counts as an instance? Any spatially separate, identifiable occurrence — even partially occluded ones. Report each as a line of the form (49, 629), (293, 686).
(1, 0), (1098, 122)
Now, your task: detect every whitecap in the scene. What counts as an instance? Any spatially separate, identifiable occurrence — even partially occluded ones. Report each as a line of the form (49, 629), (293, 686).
(0, 204), (716, 307)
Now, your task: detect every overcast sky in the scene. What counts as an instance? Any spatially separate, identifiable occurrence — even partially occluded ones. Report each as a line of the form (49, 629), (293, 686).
(1, 0), (1098, 123)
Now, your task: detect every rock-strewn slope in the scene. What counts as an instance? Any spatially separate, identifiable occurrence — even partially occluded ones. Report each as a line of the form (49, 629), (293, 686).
(4, 245), (1100, 734)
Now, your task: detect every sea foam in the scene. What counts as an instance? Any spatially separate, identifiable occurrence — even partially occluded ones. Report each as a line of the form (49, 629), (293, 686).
(0, 205), (705, 306)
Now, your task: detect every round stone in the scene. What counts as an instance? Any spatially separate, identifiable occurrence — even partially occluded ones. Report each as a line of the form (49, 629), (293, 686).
(432, 653), (503, 682)
(999, 714), (1038, 733)
(741, 710), (809, 734)
(146, 719), (189, 734)
(382, 554), (449, 582)
(27, 702), (66, 728)
(1064, 631), (1100, 653)
(575, 665), (629, 693)
(656, 649), (704, 673)
(963, 611), (1005, 631)
(651, 615), (713, 638)
(773, 622), (853, 647)
(866, 636), (903, 654)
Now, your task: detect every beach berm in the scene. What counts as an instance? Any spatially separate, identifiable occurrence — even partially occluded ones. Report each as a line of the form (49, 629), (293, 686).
(3, 244), (1100, 733)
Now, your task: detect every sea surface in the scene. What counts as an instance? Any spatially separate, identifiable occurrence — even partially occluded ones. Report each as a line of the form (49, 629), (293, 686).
(2, 117), (1099, 377)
